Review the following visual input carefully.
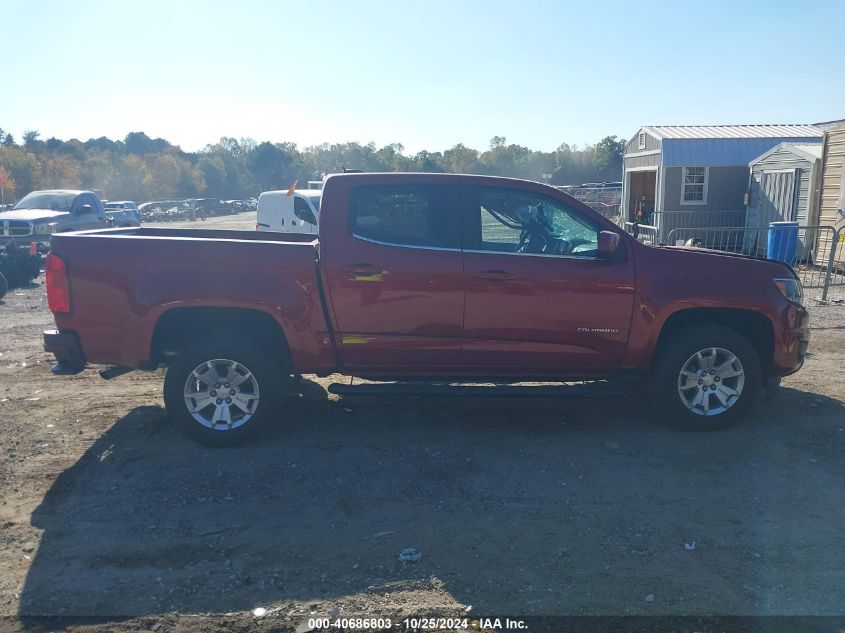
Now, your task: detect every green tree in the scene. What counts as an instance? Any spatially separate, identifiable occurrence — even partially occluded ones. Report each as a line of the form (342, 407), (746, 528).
(247, 141), (298, 191)
(592, 135), (625, 180)
(124, 132), (170, 155)
(42, 154), (80, 189)
(441, 143), (481, 174)
(411, 150), (443, 172)
(0, 146), (40, 197)
(198, 155), (229, 198)
(23, 130), (40, 147)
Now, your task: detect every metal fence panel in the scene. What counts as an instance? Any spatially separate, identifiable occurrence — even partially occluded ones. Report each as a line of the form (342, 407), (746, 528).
(623, 221), (658, 245)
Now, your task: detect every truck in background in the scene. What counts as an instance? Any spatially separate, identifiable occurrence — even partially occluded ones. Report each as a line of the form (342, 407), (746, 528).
(0, 190), (109, 241)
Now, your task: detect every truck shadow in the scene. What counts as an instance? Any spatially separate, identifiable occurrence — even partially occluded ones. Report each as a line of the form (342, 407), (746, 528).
(19, 381), (845, 620)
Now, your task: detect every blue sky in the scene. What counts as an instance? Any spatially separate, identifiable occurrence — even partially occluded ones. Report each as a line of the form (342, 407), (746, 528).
(4, 0), (844, 153)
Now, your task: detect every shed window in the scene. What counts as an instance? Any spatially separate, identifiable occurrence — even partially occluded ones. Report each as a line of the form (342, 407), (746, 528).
(681, 166), (708, 204)
(638, 132), (646, 150)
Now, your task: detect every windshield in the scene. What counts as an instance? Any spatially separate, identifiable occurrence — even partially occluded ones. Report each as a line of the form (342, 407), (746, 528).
(13, 192), (76, 212)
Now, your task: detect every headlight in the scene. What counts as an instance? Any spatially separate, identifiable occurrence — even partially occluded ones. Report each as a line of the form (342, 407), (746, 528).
(774, 277), (803, 305)
(33, 222), (56, 235)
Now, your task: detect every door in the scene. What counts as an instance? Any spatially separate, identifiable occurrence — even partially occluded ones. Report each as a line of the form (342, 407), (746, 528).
(461, 185), (636, 373)
(70, 193), (107, 230)
(755, 169), (799, 256)
(322, 181), (463, 370)
(757, 169), (797, 224)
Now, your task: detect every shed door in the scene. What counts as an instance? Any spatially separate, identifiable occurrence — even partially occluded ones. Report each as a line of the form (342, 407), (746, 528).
(757, 169), (798, 225)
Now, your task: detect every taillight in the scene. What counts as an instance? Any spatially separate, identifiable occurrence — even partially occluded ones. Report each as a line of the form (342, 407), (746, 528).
(46, 253), (70, 314)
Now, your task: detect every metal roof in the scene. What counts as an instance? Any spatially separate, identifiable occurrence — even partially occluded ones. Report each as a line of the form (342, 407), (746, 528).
(643, 124), (823, 140)
(788, 143), (823, 159)
(748, 142), (823, 166)
(661, 137), (822, 167)
(813, 119), (845, 131)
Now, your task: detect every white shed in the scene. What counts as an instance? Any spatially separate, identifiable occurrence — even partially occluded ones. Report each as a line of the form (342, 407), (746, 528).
(746, 142), (823, 259)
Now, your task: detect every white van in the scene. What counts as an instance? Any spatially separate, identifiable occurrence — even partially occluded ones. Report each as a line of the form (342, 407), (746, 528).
(256, 190), (322, 234)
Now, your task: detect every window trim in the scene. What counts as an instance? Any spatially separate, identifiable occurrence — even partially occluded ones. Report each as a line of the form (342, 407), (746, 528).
(638, 131), (646, 150)
(680, 166), (709, 206)
(351, 233), (461, 253)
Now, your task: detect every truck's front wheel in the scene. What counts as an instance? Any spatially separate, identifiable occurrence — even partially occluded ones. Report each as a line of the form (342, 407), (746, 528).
(163, 341), (283, 446)
(650, 324), (761, 430)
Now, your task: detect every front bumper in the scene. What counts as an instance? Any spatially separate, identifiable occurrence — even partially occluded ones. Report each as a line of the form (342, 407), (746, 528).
(771, 304), (810, 376)
(43, 329), (86, 374)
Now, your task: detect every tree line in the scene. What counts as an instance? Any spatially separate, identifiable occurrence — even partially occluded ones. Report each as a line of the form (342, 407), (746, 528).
(0, 128), (624, 203)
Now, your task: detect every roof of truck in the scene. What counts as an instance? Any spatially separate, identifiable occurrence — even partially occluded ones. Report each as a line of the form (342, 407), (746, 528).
(30, 189), (89, 195)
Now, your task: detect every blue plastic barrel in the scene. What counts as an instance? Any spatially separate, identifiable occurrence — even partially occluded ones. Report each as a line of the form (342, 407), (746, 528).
(767, 221), (799, 265)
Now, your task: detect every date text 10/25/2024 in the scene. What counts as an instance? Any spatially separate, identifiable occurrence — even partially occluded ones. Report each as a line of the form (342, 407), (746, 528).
(306, 617), (528, 630)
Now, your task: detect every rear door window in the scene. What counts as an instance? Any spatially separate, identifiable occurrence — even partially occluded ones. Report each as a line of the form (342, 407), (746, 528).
(349, 185), (455, 248)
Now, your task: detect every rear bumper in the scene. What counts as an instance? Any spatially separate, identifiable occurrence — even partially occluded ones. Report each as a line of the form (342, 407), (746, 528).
(43, 329), (86, 374)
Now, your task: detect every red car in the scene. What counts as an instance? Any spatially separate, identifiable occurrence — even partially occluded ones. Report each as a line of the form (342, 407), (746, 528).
(43, 173), (809, 445)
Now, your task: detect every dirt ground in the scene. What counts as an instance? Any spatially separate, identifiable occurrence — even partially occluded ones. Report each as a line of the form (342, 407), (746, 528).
(1, 213), (844, 631)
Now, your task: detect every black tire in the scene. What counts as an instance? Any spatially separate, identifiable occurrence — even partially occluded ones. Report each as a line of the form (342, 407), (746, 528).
(649, 324), (761, 431)
(0, 271), (7, 299)
(163, 340), (285, 446)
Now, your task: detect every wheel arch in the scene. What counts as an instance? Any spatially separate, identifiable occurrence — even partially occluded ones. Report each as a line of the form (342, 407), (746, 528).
(653, 307), (774, 373)
(150, 306), (292, 370)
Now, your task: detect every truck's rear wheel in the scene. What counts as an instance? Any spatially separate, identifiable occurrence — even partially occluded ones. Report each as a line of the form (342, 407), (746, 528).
(163, 340), (283, 446)
(650, 324), (761, 430)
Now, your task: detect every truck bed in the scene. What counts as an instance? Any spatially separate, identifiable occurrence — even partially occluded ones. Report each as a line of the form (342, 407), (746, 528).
(71, 226), (318, 244)
(48, 227), (333, 372)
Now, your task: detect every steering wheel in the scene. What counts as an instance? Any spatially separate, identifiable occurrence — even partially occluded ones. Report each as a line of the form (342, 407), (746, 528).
(567, 237), (593, 253)
(547, 237), (574, 255)
(516, 228), (531, 252)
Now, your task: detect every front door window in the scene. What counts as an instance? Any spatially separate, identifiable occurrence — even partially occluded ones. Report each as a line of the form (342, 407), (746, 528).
(474, 188), (600, 257)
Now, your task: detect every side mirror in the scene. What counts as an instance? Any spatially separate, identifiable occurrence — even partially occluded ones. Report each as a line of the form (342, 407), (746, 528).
(77, 204), (94, 215)
(597, 230), (621, 259)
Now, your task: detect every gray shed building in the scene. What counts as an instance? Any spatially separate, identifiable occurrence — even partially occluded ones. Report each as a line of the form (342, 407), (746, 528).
(622, 125), (824, 234)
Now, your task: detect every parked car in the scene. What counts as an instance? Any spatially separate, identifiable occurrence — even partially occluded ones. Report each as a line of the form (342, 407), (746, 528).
(0, 190), (109, 241)
(42, 173), (809, 446)
(104, 201), (141, 227)
(256, 189), (322, 234)
(188, 198), (231, 217)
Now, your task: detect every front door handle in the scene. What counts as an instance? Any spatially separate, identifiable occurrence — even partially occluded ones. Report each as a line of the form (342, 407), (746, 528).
(474, 269), (514, 281)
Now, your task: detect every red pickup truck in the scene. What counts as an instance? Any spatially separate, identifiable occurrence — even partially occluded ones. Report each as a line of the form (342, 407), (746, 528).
(43, 173), (809, 445)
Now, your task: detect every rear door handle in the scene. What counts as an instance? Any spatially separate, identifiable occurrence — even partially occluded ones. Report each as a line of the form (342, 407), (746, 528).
(474, 269), (514, 281)
(344, 263), (381, 277)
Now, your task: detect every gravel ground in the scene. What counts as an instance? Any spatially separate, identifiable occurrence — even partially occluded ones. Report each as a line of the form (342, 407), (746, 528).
(0, 215), (843, 631)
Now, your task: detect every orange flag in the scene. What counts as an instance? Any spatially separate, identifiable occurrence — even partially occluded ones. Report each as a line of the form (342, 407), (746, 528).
(285, 180), (298, 197)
